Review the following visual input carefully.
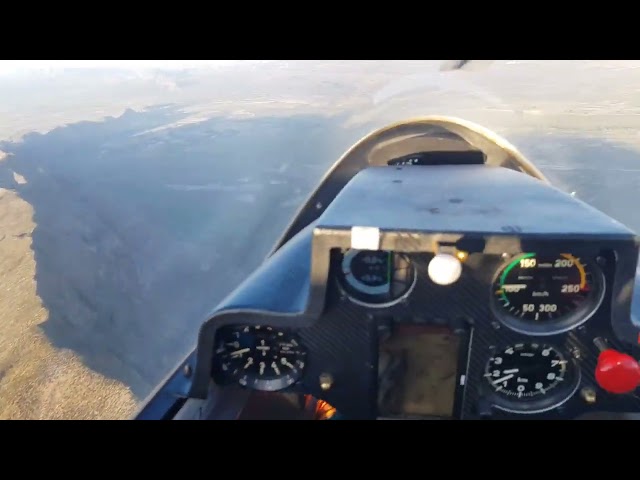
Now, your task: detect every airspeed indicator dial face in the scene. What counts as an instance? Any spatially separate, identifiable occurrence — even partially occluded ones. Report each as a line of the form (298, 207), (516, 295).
(491, 253), (605, 335)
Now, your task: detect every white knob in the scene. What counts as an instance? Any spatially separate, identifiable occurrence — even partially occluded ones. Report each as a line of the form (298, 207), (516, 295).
(428, 253), (462, 285)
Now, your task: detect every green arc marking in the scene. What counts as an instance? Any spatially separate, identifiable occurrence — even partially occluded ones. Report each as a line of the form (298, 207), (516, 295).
(499, 253), (535, 302)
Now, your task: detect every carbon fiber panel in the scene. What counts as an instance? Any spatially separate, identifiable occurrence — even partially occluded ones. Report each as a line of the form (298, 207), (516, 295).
(295, 303), (377, 420)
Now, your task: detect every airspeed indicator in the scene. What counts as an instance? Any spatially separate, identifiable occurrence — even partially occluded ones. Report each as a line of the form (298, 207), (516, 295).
(491, 252), (605, 335)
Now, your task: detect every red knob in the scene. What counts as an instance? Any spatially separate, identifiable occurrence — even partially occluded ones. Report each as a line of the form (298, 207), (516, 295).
(595, 349), (640, 394)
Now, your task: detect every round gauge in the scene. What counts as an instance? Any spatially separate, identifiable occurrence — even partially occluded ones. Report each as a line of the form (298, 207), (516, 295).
(484, 343), (580, 414)
(212, 325), (307, 391)
(491, 253), (605, 335)
(338, 249), (416, 307)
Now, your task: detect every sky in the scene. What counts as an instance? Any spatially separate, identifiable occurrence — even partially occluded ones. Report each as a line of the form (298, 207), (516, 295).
(0, 60), (267, 76)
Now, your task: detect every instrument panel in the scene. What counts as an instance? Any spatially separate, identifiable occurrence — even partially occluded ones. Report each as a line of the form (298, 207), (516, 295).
(209, 245), (640, 420)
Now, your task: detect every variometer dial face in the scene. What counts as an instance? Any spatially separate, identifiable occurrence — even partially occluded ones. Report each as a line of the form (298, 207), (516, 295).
(492, 253), (604, 334)
(212, 325), (307, 392)
(338, 250), (416, 307)
(484, 343), (579, 414)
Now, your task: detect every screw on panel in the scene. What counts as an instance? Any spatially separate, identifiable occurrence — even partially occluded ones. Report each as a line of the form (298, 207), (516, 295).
(491, 321), (501, 330)
(316, 202), (323, 210)
(183, 364), (192, 378)
(501, 253), (509, 259)
(581, 387), (597, 404)
(571, 348), (582, 359)
(319, 373), (334, 391)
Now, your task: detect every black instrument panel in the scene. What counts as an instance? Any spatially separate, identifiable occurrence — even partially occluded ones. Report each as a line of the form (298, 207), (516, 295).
(210, 244), (640, 420)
